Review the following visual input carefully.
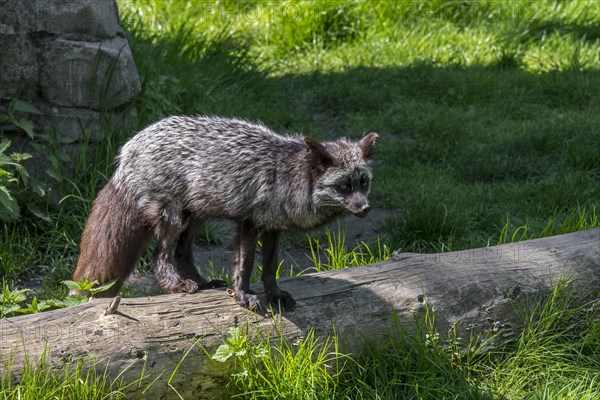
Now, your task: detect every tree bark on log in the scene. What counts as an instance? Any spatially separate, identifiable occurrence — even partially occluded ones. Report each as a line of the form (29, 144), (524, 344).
(1, 229), (599, 399)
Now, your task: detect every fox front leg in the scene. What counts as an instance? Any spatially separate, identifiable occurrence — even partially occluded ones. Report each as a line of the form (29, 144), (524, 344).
(232, 220), (261, 309)
(261, 230), (296, 311)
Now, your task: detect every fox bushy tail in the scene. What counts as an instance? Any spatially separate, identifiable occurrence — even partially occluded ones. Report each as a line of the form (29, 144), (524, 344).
(73, 180), (152, 297)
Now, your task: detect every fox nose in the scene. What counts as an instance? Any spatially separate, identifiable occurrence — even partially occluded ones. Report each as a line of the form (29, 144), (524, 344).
(354, 204), (371, 218)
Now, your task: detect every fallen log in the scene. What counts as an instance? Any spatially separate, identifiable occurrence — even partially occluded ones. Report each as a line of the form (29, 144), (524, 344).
(1, 228), (599, 399)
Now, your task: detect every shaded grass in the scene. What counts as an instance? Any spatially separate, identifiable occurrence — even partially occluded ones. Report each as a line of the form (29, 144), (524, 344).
(498, 205), (598, 244)
(118, 0), (600, 255)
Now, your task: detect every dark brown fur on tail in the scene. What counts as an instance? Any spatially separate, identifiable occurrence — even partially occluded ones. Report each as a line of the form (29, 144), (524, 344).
(73, 181), (153, 297)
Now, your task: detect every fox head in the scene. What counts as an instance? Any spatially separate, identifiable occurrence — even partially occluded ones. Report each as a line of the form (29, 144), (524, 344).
(304, 132), (379, 218)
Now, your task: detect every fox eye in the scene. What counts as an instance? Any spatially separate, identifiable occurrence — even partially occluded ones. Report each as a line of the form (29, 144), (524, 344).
(337, 182), (351, 192)
(360, 177), (368, 188)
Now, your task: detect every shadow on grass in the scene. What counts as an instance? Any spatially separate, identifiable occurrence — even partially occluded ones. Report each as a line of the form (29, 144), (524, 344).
(188, 63), (599, 250)
(518, 19), (600, 43)
(125, 24), (600, 251)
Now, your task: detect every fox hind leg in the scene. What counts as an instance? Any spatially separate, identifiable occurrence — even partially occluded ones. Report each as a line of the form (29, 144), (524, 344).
(153, 204), (198, 294)
(174, 218), (227, 289)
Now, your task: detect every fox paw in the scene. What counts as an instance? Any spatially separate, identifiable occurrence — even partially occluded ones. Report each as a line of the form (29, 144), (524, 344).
(267, 290), (296, 312)
(176, 279), (199, 294)
(234, 290), (261, 310)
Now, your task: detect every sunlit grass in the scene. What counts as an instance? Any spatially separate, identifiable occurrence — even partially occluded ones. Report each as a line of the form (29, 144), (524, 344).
(213, 327), (346, 399)
(307, 224), (392, 272)
(499, 205), (599, 244)
(1, 1), (599, 395)
(1, 353), (130, 400)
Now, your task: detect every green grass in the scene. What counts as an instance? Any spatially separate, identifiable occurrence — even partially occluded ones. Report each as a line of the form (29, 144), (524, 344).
(117, 0), (599, 253)
(213, 327), (345, 399)
(346, 279), (600, 399)
(1, 0), (600, 397)
(478, 281), (600, 399)
(216, 278), (600, 399)
(2, 0), (599, 285)
(308, 224), (392, 271)
(498, 205), (599, 244)
(1, 353), (129, 399)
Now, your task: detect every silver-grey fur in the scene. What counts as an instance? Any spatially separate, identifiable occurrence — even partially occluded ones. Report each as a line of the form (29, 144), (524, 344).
(75, 115), (379, 310)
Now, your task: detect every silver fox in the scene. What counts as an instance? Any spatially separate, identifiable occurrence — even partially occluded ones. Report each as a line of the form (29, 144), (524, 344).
(73, 116), (379, 310)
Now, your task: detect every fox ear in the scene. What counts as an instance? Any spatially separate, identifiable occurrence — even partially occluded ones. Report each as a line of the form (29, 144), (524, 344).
(359, 132), (379, 159)
(304, 137), (337, 170)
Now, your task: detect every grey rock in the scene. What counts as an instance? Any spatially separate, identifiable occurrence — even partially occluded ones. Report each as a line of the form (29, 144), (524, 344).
(0, 1), (124, 38)
(0, 33), (39, 99)
(0, 0), (139, 143)
(40, 37), (140, 109)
